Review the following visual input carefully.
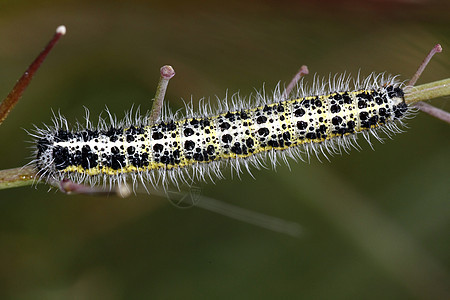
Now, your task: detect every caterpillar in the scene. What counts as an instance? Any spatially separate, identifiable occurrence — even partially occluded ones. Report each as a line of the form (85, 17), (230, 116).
(29, 72), (410, 191)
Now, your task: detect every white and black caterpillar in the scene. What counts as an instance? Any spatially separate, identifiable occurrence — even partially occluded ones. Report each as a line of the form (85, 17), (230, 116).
(30, 73), (409, 190)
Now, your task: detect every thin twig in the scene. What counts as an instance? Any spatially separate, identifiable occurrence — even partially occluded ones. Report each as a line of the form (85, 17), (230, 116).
(58, 179), (131, 197)
(282, 65), (309, 99)
(413, 102), (450, 123)
(407, 44), (442, 87)
(148, 65), (175, 125)
(404, 44), (447, 123)
(0, 26), (66, 125)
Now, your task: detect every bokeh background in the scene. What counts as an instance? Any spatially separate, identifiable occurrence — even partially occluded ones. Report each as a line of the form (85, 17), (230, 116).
(0, 0), (449, 299)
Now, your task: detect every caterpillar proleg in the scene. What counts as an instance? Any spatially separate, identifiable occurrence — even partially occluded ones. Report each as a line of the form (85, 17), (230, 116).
(30, 72), (410, 191)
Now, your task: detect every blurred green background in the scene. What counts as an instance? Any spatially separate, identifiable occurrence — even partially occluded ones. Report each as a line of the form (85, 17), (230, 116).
(0, 0), (449, 299)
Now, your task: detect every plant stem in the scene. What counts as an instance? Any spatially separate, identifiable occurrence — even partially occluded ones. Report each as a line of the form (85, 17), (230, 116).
(148, 65), (175, 125)
(0, 166), (38, 190)
(0, 26), (66, 126)
(404, 78), (450, 104)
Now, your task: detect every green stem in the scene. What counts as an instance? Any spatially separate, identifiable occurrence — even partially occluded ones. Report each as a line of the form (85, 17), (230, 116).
(0, 166), (39, 190)
(404, 78), (450, 104)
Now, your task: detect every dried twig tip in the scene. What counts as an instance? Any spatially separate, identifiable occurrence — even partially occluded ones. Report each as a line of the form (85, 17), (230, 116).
(160, 65), (175, 79)
(149, 65), (176, 125)
(406, 44), (443, 87)
(300, 65), (309, 75)
(56, 25), (66, 35)
(282, 64), (310, 98)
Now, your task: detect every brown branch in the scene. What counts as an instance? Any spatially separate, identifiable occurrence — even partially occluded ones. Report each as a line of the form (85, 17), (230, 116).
(0, 26), (66, 125)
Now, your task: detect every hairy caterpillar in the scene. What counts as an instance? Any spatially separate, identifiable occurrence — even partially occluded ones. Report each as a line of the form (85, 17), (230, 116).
(30, 72), (410, 191)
